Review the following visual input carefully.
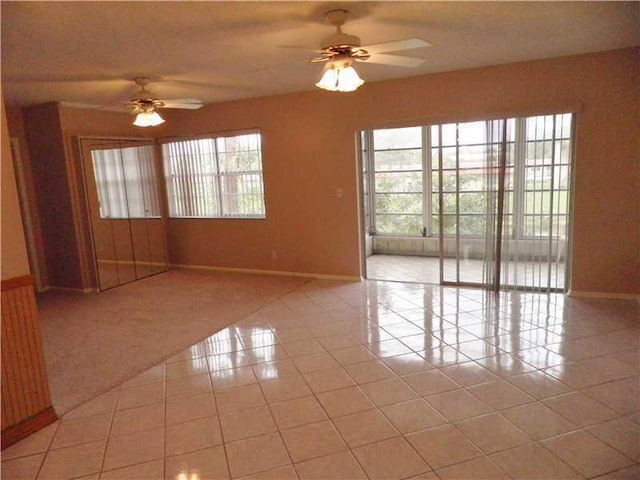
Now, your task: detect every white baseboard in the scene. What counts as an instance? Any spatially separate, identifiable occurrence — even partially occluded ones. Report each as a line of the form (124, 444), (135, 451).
(170, 263), (361, 282)
(569, 290), (640, 302)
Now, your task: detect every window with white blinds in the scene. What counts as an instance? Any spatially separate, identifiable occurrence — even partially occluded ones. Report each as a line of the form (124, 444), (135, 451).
(161, 132), (266, 218)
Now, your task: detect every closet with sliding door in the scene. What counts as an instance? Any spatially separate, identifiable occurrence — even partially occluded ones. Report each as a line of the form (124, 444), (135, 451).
(18, 103), (170, 292)
(77, 137), (168, 291)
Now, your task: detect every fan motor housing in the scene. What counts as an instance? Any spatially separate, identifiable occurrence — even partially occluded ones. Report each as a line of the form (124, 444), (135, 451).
(131, 90), (159, 102)
(322, 32), (361, 50)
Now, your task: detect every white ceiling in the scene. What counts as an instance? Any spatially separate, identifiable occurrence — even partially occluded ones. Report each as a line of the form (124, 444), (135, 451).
(2, 1), (638, 108)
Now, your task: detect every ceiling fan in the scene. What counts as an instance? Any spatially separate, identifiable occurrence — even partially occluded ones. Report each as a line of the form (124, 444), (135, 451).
(309, 9), (431, 92)
(126, 77), (203, 127)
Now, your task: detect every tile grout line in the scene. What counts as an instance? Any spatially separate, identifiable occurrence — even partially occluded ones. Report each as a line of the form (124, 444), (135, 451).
(31, 419), (61, 480)
(293, 290), (636, 476)
(313, 290), (510, 477)
(243, 297), (371, 476)
(99, 376), (164, 475)
(93, 382), (120, 478)
(234, 296), (356, 475)
(235, 305), (307, 478)
(249, 371), (303, 478)
(205, 353), (234, 480)
(582, 415), (640, 462)
(6, 278), (637, 479)
(225, 289), (612, 478)
(270, 316), (375, 480)
(161, 363), (168, 480)
(47, 342), (636, 476)
(263, 293), (517, 475)
(280, 298), (436, 478)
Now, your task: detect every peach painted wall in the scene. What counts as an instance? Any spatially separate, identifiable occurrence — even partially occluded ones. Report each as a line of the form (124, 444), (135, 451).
(58, 107), (159, 139)
(58, 107), (160, 290)
(22, 103), (86, 288)
(1, 94), (30, 280)
(159, 48), (639, 294)
(9, 48), (639, 295)
(13, 105), (158, 289)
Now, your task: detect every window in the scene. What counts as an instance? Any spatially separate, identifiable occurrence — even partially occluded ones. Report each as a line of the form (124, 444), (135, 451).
(520, 114), (572, 238)
(372, 127), (423, 236)
(162, 132), (265, 218)
(362, 113), (573, 238)
(431, 120), (516, 237)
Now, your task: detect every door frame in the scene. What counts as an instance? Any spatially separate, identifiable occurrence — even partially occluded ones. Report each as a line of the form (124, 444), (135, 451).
(9, 138), (45, 291)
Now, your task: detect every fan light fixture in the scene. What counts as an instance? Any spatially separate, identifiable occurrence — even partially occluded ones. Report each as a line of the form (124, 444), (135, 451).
(133, 109), (165, 127)
(127, 77), (202, 128)
(309, 9), (430, 94)
(316, 56), (364, 92)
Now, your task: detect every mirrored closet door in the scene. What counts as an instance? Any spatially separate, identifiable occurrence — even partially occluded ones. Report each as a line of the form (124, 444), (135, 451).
(80, 138), (168, 291)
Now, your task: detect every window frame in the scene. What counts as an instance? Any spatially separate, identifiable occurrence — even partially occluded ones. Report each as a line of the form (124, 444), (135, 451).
(368, 127), (426, 237)
(159, 129), (266, 220)
(362, 114), (573, 239)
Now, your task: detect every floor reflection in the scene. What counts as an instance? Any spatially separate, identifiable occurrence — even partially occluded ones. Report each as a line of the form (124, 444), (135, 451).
(4, 277), (637, 480)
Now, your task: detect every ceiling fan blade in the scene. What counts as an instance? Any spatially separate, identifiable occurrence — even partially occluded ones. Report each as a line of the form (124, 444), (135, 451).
(59, 101), (108, 110)
(309, 56), (331, 63)
(159, 98), (204, 109)
(361, 53), (426, 68)
(99, 105), (131, 113)
(360, 38), (431, 54)
(60, 101), (129, 113)
(277, 44), (323, 53)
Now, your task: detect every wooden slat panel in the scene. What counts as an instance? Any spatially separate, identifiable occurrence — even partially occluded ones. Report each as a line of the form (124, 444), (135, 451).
(13, 289), (35, 418)
(23, 285), (51, 409)
(20, 286), (39, 412)
(2, 292), (22, 427)
(1, 275), (55, 435)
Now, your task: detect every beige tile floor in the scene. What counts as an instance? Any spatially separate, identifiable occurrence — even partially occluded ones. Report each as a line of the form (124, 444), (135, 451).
(367, 254), (566, 289)
(367, 255), (442, 284)
(2, 278), (638, 480)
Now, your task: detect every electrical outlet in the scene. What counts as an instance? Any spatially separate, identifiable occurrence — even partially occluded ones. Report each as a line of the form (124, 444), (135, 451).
(271, 250), (278, 260)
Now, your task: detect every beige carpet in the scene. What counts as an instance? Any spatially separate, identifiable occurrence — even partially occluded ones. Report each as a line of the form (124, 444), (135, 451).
(37, 268), (311, 414)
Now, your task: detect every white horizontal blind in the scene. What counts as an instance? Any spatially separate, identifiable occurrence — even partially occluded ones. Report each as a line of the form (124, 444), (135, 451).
(162, 133), (265, 218)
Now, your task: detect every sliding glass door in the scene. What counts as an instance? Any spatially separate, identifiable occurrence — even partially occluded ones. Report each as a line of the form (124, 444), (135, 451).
(431, 120), (511, 287)
(433, 114), (573, 292)
(361, 112), (574, 292)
